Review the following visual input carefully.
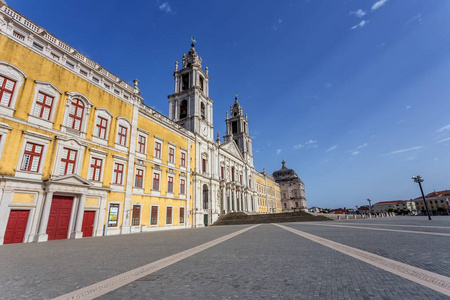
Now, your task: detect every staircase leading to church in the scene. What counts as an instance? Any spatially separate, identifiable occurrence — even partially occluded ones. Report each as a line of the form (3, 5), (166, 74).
(212, 211), (332, 226)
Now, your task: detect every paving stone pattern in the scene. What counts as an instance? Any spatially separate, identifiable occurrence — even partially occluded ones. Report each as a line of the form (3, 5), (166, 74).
(0, 217), (448, 299)
(101, 223), (446, 300)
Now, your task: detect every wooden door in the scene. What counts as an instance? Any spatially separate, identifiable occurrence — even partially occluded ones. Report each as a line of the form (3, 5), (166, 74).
(4, 210), (29, 244)
(47, 196), (73, 240)
(81, 211), (95, 237)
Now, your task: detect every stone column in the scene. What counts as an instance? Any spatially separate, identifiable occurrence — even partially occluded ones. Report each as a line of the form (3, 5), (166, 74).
(71, 194), (86, 239)
(35, 191), (53, 242)
(0, 189), (13, 245)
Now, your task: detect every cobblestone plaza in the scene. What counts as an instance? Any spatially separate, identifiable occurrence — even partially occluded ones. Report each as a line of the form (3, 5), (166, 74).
(1, 216), (449, 299)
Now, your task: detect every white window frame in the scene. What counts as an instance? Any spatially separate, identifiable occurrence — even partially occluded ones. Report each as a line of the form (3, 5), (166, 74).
(88, 148), (107, 187)
(167, 175), (174, 195)
(151, 168), (161, 196)
(179, 206), (186, 224)
(153, 137), (163, 162)
(168, 144), (176, 166)
(0, 61), (27, 117)
(180, 149), (187, 169)
(61, 92), (93, 139)
(136, 129), (149, 159)
(0, 122), (12, 162)
(179, 177), (186, 198)
(115, 117), (131, 152)
(131, 204), (142, 227)
(110, 155), (127, 191)
(165, 205), (173, 226)
(92, 108), (113, 146)
(15, 131), (52, 180)
(51, 137), (86, 177)
(150, 205), (159, 227)
(28, 81), (62, 128)
(134, 164), (146, 193)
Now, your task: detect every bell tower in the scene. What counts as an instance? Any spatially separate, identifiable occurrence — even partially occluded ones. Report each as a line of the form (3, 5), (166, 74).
(224, 94), (254, 166)
(168, 40), (214, 141)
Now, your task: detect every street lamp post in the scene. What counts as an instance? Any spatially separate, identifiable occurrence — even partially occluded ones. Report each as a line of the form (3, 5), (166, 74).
(367, 198), (373, 215)
(412, 175), (432, 220)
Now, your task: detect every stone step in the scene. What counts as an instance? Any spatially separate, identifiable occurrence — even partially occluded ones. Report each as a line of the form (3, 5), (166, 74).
(212, 212), (333, 226)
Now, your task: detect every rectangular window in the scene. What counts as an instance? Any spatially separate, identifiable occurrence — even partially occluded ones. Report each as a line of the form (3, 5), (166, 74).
(66, 61), (75, 69)
(117, 125), (127, 146)
(33, 92), (54, 120)
(32, 42), (44, 51)
(137, 135), (146, 153)
(180, 207), (185, 224)
(108, 204), (119, 227)
(221, 166), (224, 179)
(20, 142), (43, 172)
(153, 173), (160, 191)
(150, 206), (158, 225)
(166, 207), (172, 225)
(181, 152), (186, 167)
(240, 175), (243, 185)
(154, 141), (161, 159)
(104, 83), (110, 89)
(114, 89), (120, 95)
(68, 99), (84, 131)
(132, 205), (141, 226)
(95, 117), (108, 139)
(13, 31), (25, 41)
(113, 163), (124, 185)
(80, 69), (88, 76)
(90, 157), (103, 181)
(59, 148), (77, 175)
(167, 176), (174, 193)
(92, 77), (99, 83)
(168, 147), (175, 164)
(202, 159), (206, 173)
(51, 53), (60, 61)
(180, 179), (186, 195)
(0, 75), (16, 107)
(135, 169), (144, 188)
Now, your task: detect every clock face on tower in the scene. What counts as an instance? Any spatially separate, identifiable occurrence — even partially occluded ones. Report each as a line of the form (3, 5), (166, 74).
(201, 123), (208, 136)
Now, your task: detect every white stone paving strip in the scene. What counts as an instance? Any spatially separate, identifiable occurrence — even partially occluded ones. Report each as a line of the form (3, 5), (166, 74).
(337, 223), (450, 229)
(53, 225), (259, 300)
(275, 223), (450, 297)
(303, 223), (450, 237)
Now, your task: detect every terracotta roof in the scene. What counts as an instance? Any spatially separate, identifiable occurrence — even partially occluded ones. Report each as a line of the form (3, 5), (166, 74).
(374, 200), (409, 205)
(413, 189), (450, 200)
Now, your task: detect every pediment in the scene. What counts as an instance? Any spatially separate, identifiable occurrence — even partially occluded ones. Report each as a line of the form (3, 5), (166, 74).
(46, 174), (92, 186)
(220, 141), (244, 160)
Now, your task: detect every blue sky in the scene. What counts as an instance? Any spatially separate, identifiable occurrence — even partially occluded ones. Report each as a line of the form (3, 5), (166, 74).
(8, 0), (450, 209)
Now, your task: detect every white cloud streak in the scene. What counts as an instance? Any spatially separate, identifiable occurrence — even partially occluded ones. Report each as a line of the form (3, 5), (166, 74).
(437, 137), (450, 143)
(348, 143), (368, 153)
(381, 146), (422, 156)
(437, 124), (450, 132)
(372, 0), (388, 11)
(276, 149), (282, 155)
(351, 20), (367, 30)
(326, 145), (337, 152)
(350, 9), (366, 18)
(159, 1), (172, 13)
(294, 140), (318, 150)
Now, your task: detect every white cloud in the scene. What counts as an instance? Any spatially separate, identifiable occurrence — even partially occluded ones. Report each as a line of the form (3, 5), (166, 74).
(349, 143), (368, 152)
(382, 146), (422, 156)
(351, 20), (367, 30)
(350, 9), (366, 18)
(326, 145), (337, 152)
(406, 105), (411, 110)
(276, 149), (282, 155)
(293, 140), (318, 150)
(371, 0), (388, 11)
(437, 137), (450, 143)
(437, 124), (450, 132)
(405, 14), (423, 27)
(352, 151), (360, 156)
(158, 1), (172, 13)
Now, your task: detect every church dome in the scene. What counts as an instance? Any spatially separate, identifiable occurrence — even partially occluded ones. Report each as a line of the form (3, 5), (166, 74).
(272, 160), (299, 182)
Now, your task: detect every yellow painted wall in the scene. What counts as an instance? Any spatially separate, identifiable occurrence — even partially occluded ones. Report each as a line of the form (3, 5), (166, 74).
(12, 192), (35, 203)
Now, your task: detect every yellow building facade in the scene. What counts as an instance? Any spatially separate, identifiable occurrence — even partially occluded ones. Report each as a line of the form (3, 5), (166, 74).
(0, 3), (195, 244)
(0, 2), (283, 245)
(256, 171), (282, 214)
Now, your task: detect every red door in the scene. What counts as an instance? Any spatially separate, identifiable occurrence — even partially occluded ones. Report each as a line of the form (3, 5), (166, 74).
(81, 211), (95, 237)
(47, 196), (73, 240)
(4, 210), (30, 244)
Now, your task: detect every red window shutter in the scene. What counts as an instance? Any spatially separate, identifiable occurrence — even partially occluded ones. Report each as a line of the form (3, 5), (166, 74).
(0, 75), (16, 107)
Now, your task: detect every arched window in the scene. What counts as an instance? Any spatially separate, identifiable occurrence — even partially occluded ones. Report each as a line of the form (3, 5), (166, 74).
(200, 102), (205, 120)
(203, 184), (209, 209)
(179, 100), (187, 119)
